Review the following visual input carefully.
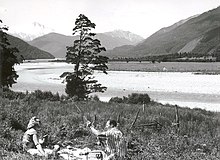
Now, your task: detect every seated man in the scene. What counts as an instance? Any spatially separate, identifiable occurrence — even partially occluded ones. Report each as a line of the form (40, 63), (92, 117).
(87, 119), (127, 160)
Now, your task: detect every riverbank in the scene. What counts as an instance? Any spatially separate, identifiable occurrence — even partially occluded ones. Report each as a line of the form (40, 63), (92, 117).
(22, 60), (220, 73)
(107, 61), (220, 73)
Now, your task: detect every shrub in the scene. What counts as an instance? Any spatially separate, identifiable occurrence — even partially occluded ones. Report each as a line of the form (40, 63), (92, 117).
(2, 89), (61, 102)
(31, 90), (58, 101)
(3, 88), (26, 100)
(127, 93), (150, 104)
(109, 93), (150, 104)
(109, 97), (123, 103)
(89, 95), (100, 102)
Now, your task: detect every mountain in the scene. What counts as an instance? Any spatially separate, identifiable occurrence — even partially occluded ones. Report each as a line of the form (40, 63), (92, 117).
(7, 34), (55, 60)
(104, 30), (144, 44)
(28, 30), (144, 58)
(10, 22), (55, 41)
(106, 6), (220, 58)
(101, 45), (134, 58)
(155, 15), (198, 35)
(28, 32), (74, 58)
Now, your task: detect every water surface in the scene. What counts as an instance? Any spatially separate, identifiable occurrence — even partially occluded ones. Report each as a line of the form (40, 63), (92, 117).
(13, 62), (220, 111)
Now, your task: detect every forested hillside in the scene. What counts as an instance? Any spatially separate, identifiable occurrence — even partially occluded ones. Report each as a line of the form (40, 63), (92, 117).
(105, 6), (220, 59)
(7, 34), (54, 60)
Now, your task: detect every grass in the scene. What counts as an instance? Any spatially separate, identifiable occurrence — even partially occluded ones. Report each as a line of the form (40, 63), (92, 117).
(1, 91), (220, 159)
(107, 61), (220, 73)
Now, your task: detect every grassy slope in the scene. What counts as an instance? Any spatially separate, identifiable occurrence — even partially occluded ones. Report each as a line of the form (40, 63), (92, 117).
(1, 95), (220, 159)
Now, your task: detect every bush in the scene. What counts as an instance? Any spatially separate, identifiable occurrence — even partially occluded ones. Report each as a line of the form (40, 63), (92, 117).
(89, 95), (100, 102)
(3, 88), (26, 100)
(127, 93), (150, 104)
(2, 89), (62, 102)
(31, 90), (60, 101)
(109, 97), (123, 103)
(109, 93), (150, 104)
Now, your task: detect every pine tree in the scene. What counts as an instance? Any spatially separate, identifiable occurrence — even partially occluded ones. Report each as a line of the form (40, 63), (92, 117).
(61, 14), (108, 99)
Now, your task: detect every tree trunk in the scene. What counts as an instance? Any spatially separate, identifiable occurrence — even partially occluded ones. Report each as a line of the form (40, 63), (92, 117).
(0, 46), (3, 96)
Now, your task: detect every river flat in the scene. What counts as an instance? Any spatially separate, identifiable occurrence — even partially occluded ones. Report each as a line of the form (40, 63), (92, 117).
(12, 61), (220, 111)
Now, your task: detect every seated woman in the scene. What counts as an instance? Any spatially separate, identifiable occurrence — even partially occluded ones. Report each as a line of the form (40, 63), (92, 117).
(22, 116), (59, 157)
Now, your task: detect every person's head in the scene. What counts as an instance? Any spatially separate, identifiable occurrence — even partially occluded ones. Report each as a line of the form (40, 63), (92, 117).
(27, 116), (41, 129)
(105, 120), (117, 129)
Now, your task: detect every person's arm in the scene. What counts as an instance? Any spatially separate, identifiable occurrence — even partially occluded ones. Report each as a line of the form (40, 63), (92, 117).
(32, 134), (46, 156)
(90, 126), (105, 136)
(39, 134), (48, 144)
(87, 121), (106, 136)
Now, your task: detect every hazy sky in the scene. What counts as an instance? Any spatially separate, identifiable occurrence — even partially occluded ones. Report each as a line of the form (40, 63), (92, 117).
(1, 0), (220, 38)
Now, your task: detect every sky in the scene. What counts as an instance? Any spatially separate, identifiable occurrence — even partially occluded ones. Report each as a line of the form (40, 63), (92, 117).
(0, 0), (220, 38)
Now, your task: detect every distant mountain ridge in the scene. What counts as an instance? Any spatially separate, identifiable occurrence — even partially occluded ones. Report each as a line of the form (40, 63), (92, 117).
(104, 30), (143, 44)
(105, 6), (220, 58)
(155, 15), (199, 35)
(7, 34), (54, 60)
(28, 30), (144, 58)
(10, 22), (55, 41)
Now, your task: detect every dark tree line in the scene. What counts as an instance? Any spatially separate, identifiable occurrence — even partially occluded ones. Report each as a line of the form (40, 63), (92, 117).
(0, 20), (22, 92)
(110, 52), (219, 63)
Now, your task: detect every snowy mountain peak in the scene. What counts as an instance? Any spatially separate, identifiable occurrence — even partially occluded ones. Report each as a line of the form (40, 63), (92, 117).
(104, 29), (144, 44)
(9, 22), (55, 41)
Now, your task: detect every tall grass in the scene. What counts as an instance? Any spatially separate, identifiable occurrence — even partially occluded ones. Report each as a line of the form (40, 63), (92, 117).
(1, 90), (220, 159)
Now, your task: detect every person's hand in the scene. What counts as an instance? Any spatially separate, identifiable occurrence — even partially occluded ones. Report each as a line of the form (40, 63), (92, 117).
(43, 134), (48, 138)
(44, 152), (49, 158)
(86, 121), (92, 127)
(53, 145), (60, 151)
(39, 138), (44, 144)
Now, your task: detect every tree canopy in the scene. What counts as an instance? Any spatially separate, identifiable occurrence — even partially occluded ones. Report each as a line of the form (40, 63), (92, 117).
(0, 20), (22, 88)
(61, 14), (108, 99)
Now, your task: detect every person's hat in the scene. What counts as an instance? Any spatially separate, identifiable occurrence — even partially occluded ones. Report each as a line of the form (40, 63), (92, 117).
(27, 116), (41, 129)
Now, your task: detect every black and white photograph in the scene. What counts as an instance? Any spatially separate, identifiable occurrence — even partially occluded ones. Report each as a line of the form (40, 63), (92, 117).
(1, 0), (220, 159)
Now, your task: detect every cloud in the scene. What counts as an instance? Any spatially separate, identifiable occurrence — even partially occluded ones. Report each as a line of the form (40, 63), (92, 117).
(1, 0), (220, 38)
(0, 7), (7, 17)
(0, 7), (7, 13)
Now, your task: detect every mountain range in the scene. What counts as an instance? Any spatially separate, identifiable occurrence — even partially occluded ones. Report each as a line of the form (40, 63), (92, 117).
(104, 6), (220, 58)
(27, 30), (144, 58)
(9, 6), (220, 59)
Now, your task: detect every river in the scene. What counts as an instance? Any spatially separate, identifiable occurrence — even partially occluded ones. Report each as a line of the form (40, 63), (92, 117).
(12, 61), (220, 112)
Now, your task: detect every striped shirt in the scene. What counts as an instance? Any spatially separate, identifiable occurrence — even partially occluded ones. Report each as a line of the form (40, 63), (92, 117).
(104, 128), (127, 158)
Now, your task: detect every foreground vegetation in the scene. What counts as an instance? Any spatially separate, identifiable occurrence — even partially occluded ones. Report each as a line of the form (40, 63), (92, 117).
(1, 90), (220, 159)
